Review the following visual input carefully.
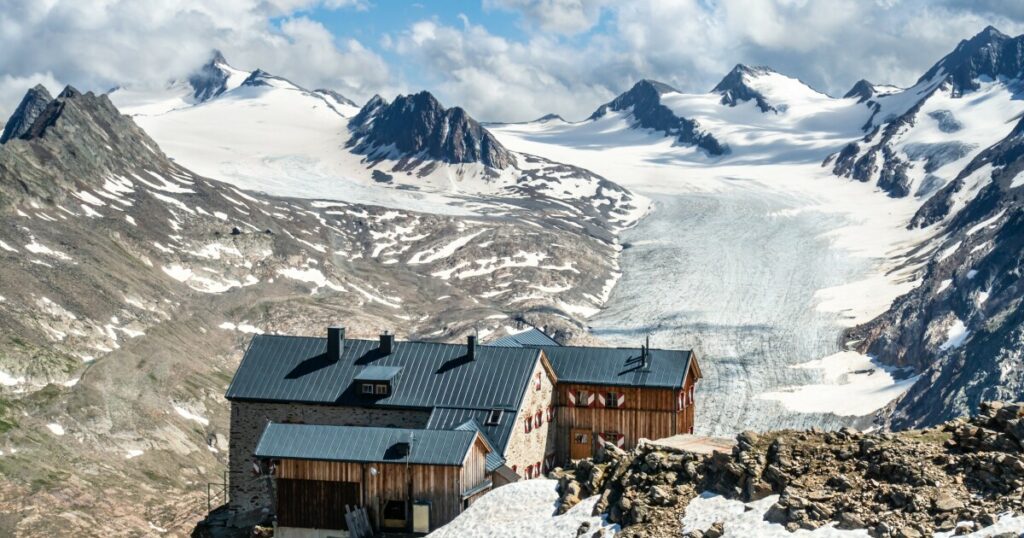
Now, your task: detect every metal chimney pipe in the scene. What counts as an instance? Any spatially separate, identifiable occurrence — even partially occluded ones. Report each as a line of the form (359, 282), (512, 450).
(327, 327), (345, 361)
(379, 330), (394, 355)
(467, 334), (477, 360)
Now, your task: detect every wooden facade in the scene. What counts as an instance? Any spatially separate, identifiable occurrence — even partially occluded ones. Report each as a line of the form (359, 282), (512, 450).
(554, 356), (701, 464)
(272, 436), (491, 532)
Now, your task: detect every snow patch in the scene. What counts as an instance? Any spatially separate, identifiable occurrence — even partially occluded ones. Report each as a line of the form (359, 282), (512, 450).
(758, 351), (919, 416)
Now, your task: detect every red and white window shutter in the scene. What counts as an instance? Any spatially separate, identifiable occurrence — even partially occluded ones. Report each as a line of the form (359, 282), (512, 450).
(597, 432), (625, 448)
(545, 406), (554, 422)
(567, 390), (576, 407)
(524, 416), (533, 433)
(596, 392), (606, 407)
(535, 372), (542, 390)
(534, 410), (543, 428)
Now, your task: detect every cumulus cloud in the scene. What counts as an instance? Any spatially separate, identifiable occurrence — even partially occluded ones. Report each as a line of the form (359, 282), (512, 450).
(483, 0), (612, 35)
(394, 0), (1024, 122)
(0, 0), (391, 117)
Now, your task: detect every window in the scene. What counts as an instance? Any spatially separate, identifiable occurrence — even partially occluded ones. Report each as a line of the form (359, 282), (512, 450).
(375, 383), (389, 395)
(524, 417), (533, 433)
(535, 372), (542, 390)
(486, 409), (503, 426)
(362, 383), (375, 395)
(534, 410), (543, 428)
(574, 432), (589, 445)
(571, 390), (590, 407)
(605, 392), (620, 408)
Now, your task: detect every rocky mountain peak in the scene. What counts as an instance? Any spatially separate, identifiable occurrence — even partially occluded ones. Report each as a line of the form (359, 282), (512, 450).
(347, 90), (515, 169)
(844, 79), (876, 102)
(0, 84), (176, 203)
(0, 83), (53, 144)
(588, 79), (678, 121)
(588, 79), (727, 156)
(535, 113), (565, 123)
(917, 26), (1024, 95)
(187, 50), (237, 102)
(712, 63), (778, 113)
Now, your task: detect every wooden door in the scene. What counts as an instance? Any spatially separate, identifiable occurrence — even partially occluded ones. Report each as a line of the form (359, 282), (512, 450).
(570, 428), (592, 460)
(276, 478), (360, 530)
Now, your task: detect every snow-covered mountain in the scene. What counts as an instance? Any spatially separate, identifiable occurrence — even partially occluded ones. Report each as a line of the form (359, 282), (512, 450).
(110, 53), (644, 233)
(489, 25), (1024, 435)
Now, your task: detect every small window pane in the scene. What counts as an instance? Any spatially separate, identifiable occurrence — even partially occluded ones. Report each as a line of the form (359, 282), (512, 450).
(362, 384), (374, 394)
(375, 384), (388, 395)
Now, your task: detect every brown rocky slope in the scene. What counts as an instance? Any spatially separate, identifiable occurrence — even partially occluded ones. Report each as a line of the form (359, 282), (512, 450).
(555, 401), (1024, 537)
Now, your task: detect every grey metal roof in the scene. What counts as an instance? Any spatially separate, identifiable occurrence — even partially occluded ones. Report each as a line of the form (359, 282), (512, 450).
(226, 335), (541, 410)
(440, 414), (507, 467)
(354, 365), (402, 382)
(254, 423), (480, 466)
(488, 328), (560, 348)
(533, 345), (693, 389)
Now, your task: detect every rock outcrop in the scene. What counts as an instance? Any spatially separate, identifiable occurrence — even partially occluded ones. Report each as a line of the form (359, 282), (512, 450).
(589, 80), (728, 156)
(555, 402), (1024, 537)
(347, 91), (516, 168)
(712, 64), (778, 113)
(0, 84), (53, 144)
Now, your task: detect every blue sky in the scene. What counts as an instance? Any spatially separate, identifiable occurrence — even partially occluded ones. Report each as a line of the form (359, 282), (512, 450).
(3, 1), (1024, 122)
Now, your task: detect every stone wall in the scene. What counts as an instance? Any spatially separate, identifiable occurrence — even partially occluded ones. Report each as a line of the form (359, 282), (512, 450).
(501, 359), (557, 478)
(228, 401), (431, 515)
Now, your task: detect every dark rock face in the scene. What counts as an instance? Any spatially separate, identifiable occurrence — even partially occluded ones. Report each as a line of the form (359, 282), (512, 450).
(0, 85), (186, 206)
(239, 69), (280, 88)
(844, 117), (1024, 428)
(712, 64), (778, 113)
(187, 50), (232, 103)
(589, 80), (728, 156)
(916, 26), (1024, 95)
(313, 88), (356, 107)
(0, 84), (53, 144)
(844, 79), (877, 102)
(826, 86), (939, 198)
(347, 91), (515, 169)
(534, 113), (564, 123)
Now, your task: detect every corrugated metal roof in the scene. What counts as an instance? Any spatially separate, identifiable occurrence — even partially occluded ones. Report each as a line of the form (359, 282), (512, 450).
(534, 345), (692, 389)
(254, 423), (479, 466)
(354, 365), (402, 382)
(488, 328), (560, 348)
(226, 336), (541, 410)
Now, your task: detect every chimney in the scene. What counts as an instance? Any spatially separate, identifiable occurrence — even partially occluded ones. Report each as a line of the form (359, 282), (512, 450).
(327, 327), (345, 361)
(467, 334), (477, 360)
(379, 330), (394, 355)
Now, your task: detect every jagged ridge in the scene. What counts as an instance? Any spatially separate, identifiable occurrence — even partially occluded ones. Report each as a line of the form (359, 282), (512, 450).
(0, 84), (53, 144)
(712, 64), (778, 113)
(589, 80), (728, 156)
(347, 91), (516, 168)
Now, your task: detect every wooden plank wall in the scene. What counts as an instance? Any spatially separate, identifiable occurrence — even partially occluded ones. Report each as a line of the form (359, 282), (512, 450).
(555, 383), (694, 463)
(460, 439), (488, 492)
(276, 459), (467, 531)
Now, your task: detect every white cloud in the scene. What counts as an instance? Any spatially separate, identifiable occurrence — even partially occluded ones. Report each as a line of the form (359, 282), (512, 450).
(483, 0), (612, 35)
(0, 0), (391, 117)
